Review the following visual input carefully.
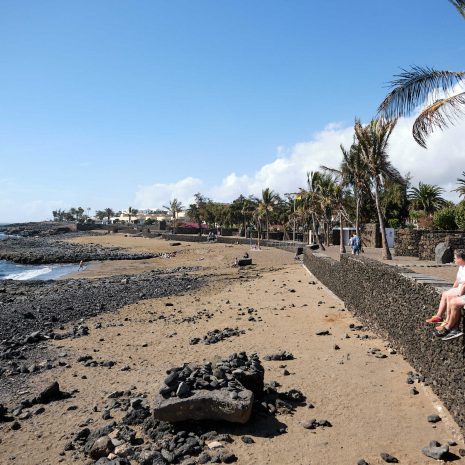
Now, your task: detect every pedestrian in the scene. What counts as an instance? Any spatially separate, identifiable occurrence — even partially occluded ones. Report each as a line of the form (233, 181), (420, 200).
(348, 233), (361, 255)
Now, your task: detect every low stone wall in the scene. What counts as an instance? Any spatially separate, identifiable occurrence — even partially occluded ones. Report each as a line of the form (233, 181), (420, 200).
(303, 250), (465, 432)
(162, 233), (300, 253)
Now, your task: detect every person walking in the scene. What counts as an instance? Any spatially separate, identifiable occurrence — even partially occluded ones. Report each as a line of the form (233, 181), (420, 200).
(348, 233), (361, 255)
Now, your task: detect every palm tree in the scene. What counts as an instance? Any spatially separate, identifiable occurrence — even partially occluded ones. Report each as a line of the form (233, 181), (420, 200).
(305, 171), (325, 250)
(453, 171), (465, 198)
(320, 166), (351, 254)
(378, 2), (465, 148)
(259, 188), (278, 239)
(354, 119), (404, 260)
(104, 208), (115, 223)
(163, 198), (184, 232)
(408, 182), (447, 215)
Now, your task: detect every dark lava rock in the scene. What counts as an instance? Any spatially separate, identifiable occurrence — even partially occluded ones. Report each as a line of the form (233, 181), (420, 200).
(380, 452), (398, 463)
(33, 381), (71, 404)
(190, 327), (245, 345)
(357, 460), (369, 465)
(315, 330), (331, 336)
(263, 351), (294, 361)
(427, 414), (441, 423)
(421, 440), (449, 460)
(241, 435), (255, 444)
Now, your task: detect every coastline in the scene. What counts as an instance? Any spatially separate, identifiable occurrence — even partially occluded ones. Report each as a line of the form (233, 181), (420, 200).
(0, 233), (464, 464)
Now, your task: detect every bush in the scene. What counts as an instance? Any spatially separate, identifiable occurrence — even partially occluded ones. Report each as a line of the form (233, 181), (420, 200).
(387, 218), (400, 228)
(433, 208), (457, 230)
(455, 202), (465, 229)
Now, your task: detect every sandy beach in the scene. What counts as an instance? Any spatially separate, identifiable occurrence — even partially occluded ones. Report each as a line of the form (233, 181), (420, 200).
(0, 234), (463, 465)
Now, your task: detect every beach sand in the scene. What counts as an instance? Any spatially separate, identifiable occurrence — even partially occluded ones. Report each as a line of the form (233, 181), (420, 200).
(1, 235), (463, 465)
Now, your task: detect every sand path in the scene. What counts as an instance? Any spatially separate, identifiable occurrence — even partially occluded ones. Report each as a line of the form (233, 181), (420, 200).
(0, 235), (463, 465)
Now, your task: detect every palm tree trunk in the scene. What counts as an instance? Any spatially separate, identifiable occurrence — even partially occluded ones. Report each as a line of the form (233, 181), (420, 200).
(339, 211), (346, 254)
(266, 212), (269, 240)
(373, 179), (392, 260)
(311, 213), (325, 250)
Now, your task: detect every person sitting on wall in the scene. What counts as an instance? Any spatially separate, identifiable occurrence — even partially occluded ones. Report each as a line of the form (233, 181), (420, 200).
(426, 249), (465, 340)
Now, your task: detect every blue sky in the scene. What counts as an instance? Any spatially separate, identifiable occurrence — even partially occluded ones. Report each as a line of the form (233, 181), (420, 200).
(1, 1), (464, 222)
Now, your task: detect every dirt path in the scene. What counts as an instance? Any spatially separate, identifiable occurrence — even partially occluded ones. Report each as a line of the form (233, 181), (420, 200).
(1, 235), (463, 465)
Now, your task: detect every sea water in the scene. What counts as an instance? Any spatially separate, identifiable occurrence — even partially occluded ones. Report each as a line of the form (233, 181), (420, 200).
(0, 260), (80, 281)
(0, 232), (79, 281)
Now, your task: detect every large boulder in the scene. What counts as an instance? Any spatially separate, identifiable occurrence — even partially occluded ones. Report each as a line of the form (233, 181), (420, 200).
(153, 388), (253, 424)
(435, 242), (453, 264)
(237, 258), (252, 266)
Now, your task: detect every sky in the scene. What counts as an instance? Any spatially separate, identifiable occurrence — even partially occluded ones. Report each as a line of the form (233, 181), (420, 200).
(1, 0), (464, 222)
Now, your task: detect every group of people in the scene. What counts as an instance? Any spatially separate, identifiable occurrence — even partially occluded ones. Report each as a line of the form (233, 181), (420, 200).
(426, 249), (465, 340)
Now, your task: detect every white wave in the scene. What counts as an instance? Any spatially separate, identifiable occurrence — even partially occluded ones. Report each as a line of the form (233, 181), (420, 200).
(4, 267), (53, 281)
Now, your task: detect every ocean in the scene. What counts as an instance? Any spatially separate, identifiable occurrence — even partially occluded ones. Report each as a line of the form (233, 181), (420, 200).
(0, 232), (80, 281)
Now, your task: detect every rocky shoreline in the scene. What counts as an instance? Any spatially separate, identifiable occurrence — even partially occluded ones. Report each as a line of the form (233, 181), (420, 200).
(0, 236), (160, 264)
(0, 267), (202, 373)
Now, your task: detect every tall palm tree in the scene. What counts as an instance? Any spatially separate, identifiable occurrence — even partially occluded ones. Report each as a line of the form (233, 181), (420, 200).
(453, 171), (465, 198)
(378, 2), (465, 148)
(408, 182), (447, 215)
(163, 198), (184, 232)
(305, 171), (325, 250)
(259, 188), (278, 240)
(314, 172), (337, 247)
(354, 119), (404, 260)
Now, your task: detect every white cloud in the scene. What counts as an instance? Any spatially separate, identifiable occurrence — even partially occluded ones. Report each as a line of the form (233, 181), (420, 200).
(210, 116), (465, 203)
(134, 177), (203, 209)
(134, 114), (465, 209)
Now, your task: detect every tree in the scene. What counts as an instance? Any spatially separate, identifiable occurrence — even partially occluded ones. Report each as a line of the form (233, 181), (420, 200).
(377, 2), (465, 148)
(163, 199), (184, 232)
(105, 208), (115, 223)
(453, 171), (465, 198)
(354, 119), (404, 260)
(95, 210), (106, 221)
(186, 193), (208, 235)
(259, 188), (278, 239)
(304, 171), (325, 250)
(127, 207), (138, 223)
(408, 182), (447, 216)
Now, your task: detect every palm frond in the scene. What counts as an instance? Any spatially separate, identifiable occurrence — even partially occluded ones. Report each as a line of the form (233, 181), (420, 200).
(449, 0), (465, 18)
(412, 91), (465, 147)
(378, 67), (465, 120)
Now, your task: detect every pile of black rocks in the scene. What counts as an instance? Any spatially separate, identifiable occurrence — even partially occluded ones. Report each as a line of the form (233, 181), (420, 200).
(189, 328), (245, 346)
(159, 352), (264, 400)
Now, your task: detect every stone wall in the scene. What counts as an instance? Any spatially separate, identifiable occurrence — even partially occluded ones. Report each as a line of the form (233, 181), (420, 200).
(162, 233), (300, 253)
(394, 228), (423, 256)
(303, 250), (465, 432)
(395, 229), (465, 260)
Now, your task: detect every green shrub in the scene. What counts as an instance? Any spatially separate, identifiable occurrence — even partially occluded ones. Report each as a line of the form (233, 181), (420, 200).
(455, 202), (465, 229)
(433, 207), (457, 230)
(387, 218), (400, 228)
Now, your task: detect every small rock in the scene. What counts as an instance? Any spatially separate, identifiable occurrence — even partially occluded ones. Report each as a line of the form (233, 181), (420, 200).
(427, 414), (441, 423)
(241, 436), (254, 444)
(380, 452), (398, 463)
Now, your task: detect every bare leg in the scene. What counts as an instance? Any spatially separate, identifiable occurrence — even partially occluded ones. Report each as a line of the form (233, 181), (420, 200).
(436, 288), (459, 319)
(446, 298), (464, 329)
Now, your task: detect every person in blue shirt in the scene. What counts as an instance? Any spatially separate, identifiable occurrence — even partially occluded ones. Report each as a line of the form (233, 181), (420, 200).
(348, 233), (361, 255)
